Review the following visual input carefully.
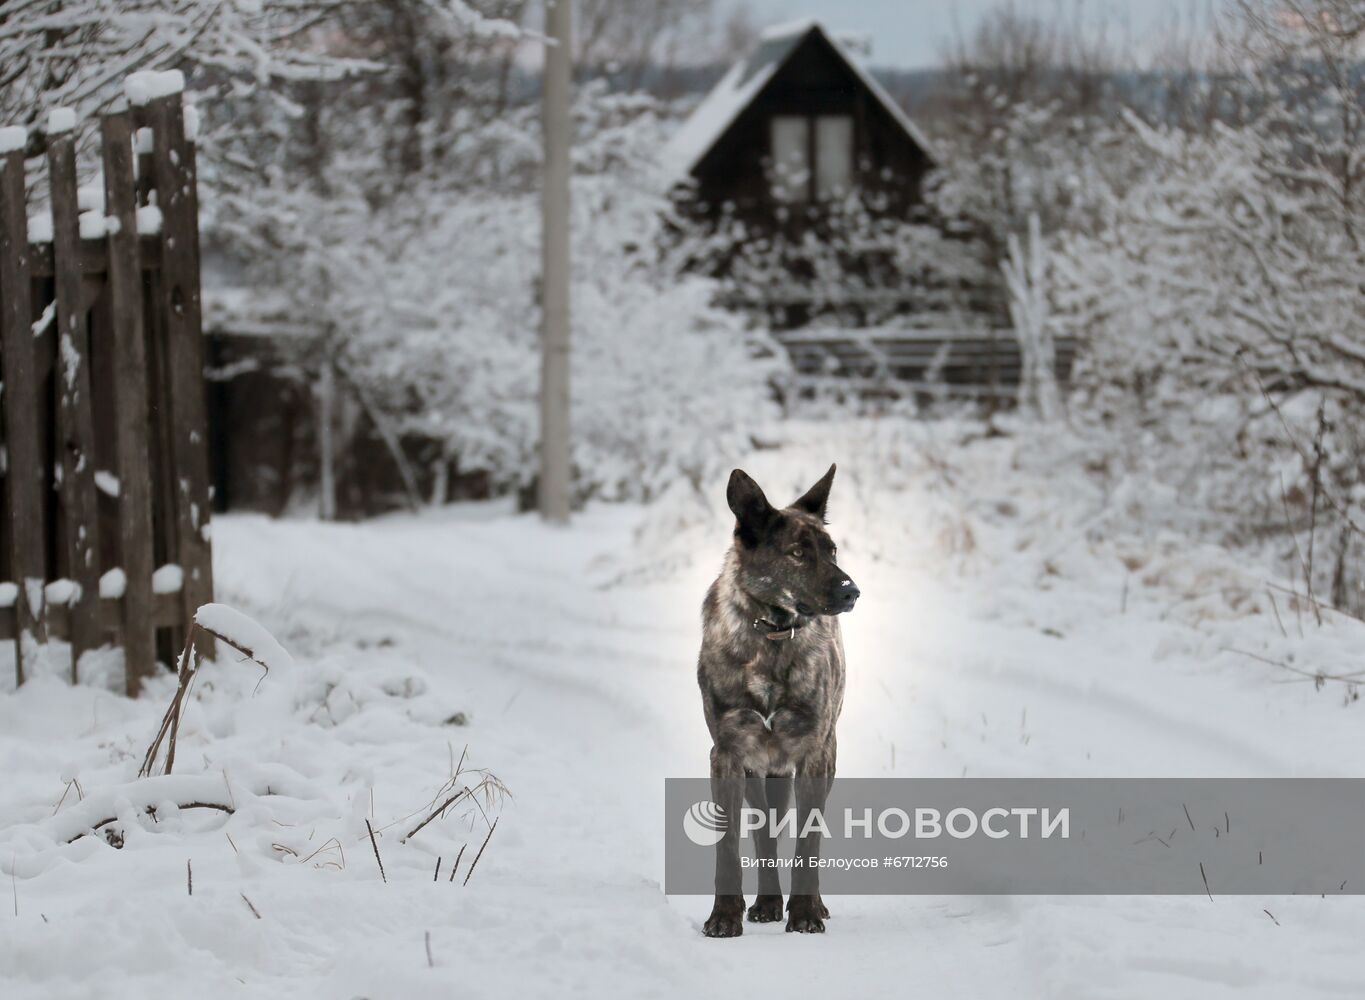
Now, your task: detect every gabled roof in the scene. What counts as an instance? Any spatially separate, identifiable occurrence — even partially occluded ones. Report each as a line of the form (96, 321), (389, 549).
(661, 18), (938, 180)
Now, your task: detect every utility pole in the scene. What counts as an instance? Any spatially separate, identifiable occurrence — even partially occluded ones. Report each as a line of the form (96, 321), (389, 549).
(539, 0), (572, 523)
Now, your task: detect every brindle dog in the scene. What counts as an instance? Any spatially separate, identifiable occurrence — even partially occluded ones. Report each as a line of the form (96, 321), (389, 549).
(697, 464), (859, 937)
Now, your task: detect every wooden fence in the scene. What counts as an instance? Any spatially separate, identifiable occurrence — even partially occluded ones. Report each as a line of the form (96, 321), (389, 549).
(0, 87), (214, 695)
(775, 323), (1078, 400)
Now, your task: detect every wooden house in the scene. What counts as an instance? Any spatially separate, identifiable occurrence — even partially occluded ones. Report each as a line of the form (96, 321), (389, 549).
(665, 20), (1074, 398)
(663, 19), (937, 226)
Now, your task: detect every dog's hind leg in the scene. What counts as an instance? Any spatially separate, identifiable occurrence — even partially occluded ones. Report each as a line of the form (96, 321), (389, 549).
(744, 774), (788, 922)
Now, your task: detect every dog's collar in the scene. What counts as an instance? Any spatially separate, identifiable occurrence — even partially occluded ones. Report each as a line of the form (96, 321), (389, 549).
(752, 613), (808, 642)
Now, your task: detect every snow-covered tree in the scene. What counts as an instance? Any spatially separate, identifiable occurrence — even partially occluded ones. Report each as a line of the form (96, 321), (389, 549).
(222, 82), (778, 506)
(0, 0), (374, 141)
(1000, 212), (1060, 420)
(1056, 0), (1365, 605)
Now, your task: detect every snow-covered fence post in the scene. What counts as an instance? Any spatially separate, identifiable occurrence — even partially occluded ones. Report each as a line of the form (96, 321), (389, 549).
(139, 76), (216, 659)
(47, 109), (104, 676)
(102, 108), (157, 695)
(0, 126), (46, 686)
(1001, 212), (1061, 420)
(130, 103), (180, 657)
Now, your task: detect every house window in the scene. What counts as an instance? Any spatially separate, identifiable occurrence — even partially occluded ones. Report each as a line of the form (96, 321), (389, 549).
(770, 115), (810, 202)
(815, 115), (854, 199)
(769, 114), (855, 202)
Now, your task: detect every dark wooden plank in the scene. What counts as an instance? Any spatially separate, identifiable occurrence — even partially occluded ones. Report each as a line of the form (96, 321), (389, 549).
(31, 274), (59, 579)
(27, 236), (161, 277)
(131, 102), (182, 660)
(146, 94), (214, 655)
(47, 129), (104, 679)
(0, 147), (47, 683)
(29, 237), (159, 277)
(88, 283), (122, 576)
(176, 103), (216, 650)
(0, 589), (185, 641)
(142, 227), (182, 661)
(102, 110), (158, 695)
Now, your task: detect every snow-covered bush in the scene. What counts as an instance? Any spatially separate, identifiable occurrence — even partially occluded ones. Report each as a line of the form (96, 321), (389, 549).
(1054, 0), (1365, 606)
(688, 197), (996, 333)
(333, 188), (778, 503)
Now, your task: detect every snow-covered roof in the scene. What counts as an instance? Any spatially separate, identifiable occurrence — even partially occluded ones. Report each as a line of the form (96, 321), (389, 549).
(661, 18), (937, 179)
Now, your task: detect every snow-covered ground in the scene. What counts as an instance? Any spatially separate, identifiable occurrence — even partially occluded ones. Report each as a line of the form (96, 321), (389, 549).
(5, 419), (1365, 998)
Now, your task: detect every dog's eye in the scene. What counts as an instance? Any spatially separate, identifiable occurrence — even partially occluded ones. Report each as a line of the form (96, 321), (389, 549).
(788, 547), (805, 560)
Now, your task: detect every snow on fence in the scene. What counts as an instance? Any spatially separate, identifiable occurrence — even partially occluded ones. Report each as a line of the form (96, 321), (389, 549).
(0, 75), (214, 694)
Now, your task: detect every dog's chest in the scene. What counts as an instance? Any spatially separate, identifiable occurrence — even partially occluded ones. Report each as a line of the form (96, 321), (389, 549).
(745, 666), (776, 716)
(743, 650), (795, 719)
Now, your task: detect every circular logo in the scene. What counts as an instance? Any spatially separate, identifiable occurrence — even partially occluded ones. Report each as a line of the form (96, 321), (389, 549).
(683, 800), (727, 846)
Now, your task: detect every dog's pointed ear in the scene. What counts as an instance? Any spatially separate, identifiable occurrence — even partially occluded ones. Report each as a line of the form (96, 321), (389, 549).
(792, 463), (836, 520)
(727, 469), (774, 546)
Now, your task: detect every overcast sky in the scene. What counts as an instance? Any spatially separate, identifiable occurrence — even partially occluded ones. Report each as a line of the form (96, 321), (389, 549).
(733, 0), (1211, 70)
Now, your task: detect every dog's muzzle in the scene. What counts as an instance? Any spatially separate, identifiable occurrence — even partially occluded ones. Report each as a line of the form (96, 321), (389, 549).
(831, 578), (859, 613)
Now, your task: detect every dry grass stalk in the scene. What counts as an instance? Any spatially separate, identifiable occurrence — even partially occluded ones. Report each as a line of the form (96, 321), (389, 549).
(365, 819), (387, 883)
(399, 748), (508, 844)
(404, 788), (471, 843)
(462, 818), (497, 886)
(51, 777), (84, 816)
(449, 843), (465, 882)
(138, 625), (202, 777)
(298, 837), (345, 868)
(139, 618), (281, 778)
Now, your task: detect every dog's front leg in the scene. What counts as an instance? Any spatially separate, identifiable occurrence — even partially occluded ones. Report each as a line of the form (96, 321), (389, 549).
(787, 752), (835, 934)
(703, 745), (746, 938)
(744, 774), (788, 923)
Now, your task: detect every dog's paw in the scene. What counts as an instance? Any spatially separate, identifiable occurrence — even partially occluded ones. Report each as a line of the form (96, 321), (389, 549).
(816, 895), (830, 920)
(747, 894), (784, 923)
(785, 896), (826, 934)
(703, 895), (745, 938)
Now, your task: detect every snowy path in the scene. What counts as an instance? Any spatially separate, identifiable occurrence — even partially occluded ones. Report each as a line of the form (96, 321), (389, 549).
(6, 488), (1365, 998)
